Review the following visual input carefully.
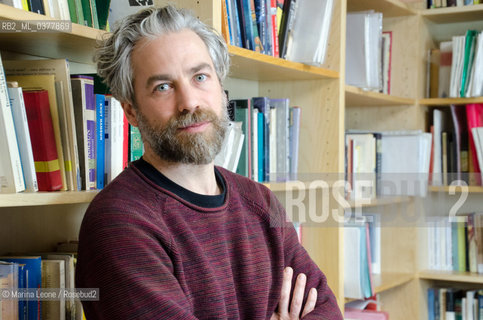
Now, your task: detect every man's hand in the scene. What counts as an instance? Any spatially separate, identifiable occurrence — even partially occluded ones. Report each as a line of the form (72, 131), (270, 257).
(271, 267), (317, 319)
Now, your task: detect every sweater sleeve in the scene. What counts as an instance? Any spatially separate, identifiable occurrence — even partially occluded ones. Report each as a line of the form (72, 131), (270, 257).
(75, 208), (199, 320)
(274, 196), (343, 319)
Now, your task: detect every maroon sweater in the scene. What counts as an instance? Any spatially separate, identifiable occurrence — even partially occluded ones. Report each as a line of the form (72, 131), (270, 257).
(76, 164), (342, 319)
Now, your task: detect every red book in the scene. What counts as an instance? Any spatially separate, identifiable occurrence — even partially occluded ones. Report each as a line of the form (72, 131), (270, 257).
(23, 90), (62, 191)
(123, 113), (129, 169)
(466, 103), (483, 185)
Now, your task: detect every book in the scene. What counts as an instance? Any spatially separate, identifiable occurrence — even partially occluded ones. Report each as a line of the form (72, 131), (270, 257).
(96, 94), (105, 189)
(467, 31), (483, 97)
(0, 256), (42, 320)
(428, 48), (440, 98)
(0, 261), (19, 320)
(104, 96), (124, 184)
(473, 128), (483, 186)
(450, 105), (469, 184)
(289, 106), (300, 180)
(270, 98), (290, 181)
(0, 58), (25, 193)
(23, 89), (63, 191)
(381, 31), (392, 95)
(3, 59), (82, 191)
(233, 99), (252, 178)
(439, 41), (453, 98)
(71, 75), (96, 190)
(278, 0), (296, 59)
(466, 103), (483, 185)
(7, 74), (69, 191)
(41, 259), (66, 320)
(449, 35), (465, 98)
(129, 125), (143, 162)
(460, 30), (478, 98)
(7, 83), (38, 192)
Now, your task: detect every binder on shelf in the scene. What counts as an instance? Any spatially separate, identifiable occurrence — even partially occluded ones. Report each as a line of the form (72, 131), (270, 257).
(346, 11), (383, 92)
(284, 0), (334, 66)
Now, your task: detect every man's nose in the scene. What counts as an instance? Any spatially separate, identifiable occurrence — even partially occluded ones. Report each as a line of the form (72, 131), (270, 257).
(176, 82), (200, 113)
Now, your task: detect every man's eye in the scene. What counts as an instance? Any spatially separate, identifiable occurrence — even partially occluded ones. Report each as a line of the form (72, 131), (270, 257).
(195, 74), (207, 82)
(155, 83), (170, 91)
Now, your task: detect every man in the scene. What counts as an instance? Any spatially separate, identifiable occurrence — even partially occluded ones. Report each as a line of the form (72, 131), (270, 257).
(76, 5), (342, 319)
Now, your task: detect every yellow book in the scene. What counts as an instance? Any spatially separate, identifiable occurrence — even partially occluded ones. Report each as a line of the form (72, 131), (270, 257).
(7, 74), (70, 191)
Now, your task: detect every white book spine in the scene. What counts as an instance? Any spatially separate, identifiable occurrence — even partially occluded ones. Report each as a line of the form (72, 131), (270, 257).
(0, 57), (24, 193)
(8, 86), (38, 192)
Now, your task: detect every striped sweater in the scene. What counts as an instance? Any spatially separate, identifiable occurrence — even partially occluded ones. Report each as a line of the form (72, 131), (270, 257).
(76, 164), (342, 319)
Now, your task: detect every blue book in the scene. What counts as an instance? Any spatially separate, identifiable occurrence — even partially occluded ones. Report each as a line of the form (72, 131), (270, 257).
(96, 94), (105, 189)
(252, 97), (271, 182)
(428, 288), (435, 320)
(0, 256), (41, 320)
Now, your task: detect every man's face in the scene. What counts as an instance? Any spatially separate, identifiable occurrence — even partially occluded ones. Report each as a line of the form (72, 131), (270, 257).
(128, 29), (228, 164)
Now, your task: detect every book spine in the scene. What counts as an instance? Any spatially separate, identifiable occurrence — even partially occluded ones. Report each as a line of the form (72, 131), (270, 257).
(84, 79), (97, 190)
(0, 60), (25, 193)
(23, 90), (63, 191)
(129, 125), (143, 162)
(96, 94), (105, 189)
(270, 0), (279, 57)
(289, 106), (300, 180)
(123, 114), (129, 170)
(8, 86), (39, 192)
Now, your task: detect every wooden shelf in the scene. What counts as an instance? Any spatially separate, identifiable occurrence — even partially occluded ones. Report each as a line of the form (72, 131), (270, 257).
(347, 0), (417, 17)
(429, 186), (483, 193)
(373, 272), (414, 294)
(420, 4), (483, 23)
(345, 85), (415, 107)
(228, 46), (339, 81)
(419, 270), (483, 284)
(344, 196), (412, 209)
(0, 191), (98, 207)
(0, 3), (106, 64)
(419, 97), (483, 106)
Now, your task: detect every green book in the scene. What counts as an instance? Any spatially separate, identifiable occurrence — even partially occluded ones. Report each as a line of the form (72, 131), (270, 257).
(80, 0), (93, 27)
(66, 0), (78, 23)
(129, 125), (143, 162)
(74, 0), (85, 26)
(460, 30), (478, 98)
(89, 0), (99, 29)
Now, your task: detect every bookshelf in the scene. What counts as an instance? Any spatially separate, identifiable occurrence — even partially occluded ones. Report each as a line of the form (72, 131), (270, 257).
(0, 0), (482, 319)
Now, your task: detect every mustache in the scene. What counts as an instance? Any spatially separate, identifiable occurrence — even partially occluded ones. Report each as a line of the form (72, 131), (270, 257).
(173, 109), (218, 128)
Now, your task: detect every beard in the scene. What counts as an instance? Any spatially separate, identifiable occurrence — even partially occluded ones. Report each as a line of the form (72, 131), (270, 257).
(135, 100), (229, 165)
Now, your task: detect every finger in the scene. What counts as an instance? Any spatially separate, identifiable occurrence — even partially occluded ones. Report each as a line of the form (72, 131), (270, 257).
(278, 267), (293, 316)
(289, 273), (307, 318)
(301, 288), (317, 318)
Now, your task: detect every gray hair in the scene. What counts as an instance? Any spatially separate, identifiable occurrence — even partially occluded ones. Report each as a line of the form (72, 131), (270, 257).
(94, 5), (230, 104)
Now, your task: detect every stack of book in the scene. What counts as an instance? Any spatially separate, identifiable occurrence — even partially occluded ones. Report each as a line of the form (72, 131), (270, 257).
(345, 130), (432, 199)
(1, 0), (110, 30)
(344, 213), (381, 300)
(216, 97), (300, 183)
(0, 55), (142, 193)
(427, 288), (483, 320)
(430, 104), (483, 186)
(426, 212), (483, 274)
(222, 0), (334, 65)
(427, 0), (481, 9)
(428, 30), (483, 99)
(345, 11), (393, 94)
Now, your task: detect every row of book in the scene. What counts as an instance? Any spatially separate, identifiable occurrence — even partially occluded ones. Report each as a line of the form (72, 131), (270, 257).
(215, 97), (300, 182)
(344, 214), (381, 300)
(346, 11), (392, 94)
(430, 104), (483, 187)
(428, 30), (483, 99)
(345, 130), (432, 199)
(0, 55), (143, 193)
(0, 240), (82, 320)
(2, 0), (110, 30)
(221, 0), (334, 65)
(427, 0), (481, 9)
(427, 212), (483, 274)
(427, 287), (483, 320)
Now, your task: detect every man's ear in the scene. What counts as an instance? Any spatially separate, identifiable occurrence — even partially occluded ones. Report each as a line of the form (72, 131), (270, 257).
(121, 101), (139, 127)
